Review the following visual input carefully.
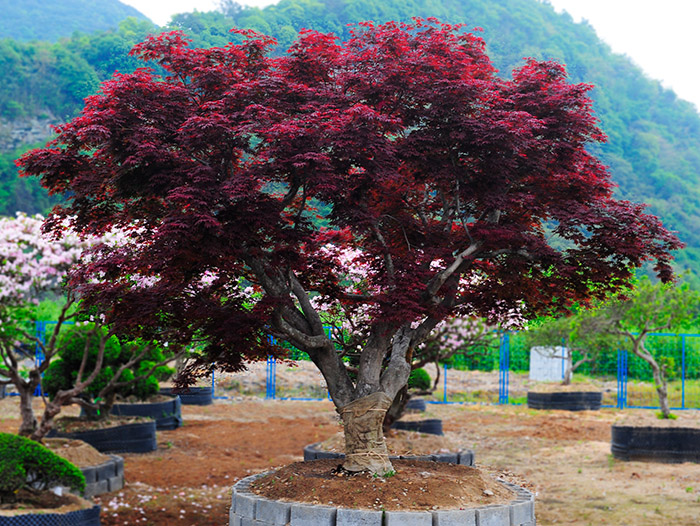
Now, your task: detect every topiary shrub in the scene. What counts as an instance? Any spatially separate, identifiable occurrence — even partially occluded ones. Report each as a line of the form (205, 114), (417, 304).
(408, 368), (432, 391)
(43, 323), (175, 419)
(0, 432), (85, 503)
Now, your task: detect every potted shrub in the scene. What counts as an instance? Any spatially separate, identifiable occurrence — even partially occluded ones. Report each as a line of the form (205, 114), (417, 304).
(524, 310), (617, 411)
(0, 432), (100, 525)
(583, 278), (700, 462)
(40, 323), (182, 452)
(21, 18), (679, 521)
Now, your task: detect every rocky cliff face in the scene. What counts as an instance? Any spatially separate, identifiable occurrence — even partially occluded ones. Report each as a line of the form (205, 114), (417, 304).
(0, 113), (56, 152)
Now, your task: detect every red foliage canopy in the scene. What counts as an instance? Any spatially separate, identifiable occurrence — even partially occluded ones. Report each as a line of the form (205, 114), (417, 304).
(19, 20), (680, 403)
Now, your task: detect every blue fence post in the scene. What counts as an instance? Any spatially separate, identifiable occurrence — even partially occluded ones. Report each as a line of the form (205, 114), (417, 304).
(681, 335), (686, 409)
(34, 320), (46, 368)
(561, 337), (566, 381)
(624, 350), (628, 408)
(265, 356), (276, 400)
(33, 321), (47, 396)
(443, 362), (448, 403)
(616, 349), (628, 409)
(498, 333), (510, 404)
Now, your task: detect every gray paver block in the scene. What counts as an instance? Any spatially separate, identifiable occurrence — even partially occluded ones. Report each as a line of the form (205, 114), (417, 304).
(435, 452), (459, 464)
(229, 511), (242, 526)
(384, 510), (433, 526)
(458, 450), (475, 466)
(108, 474), (124, 492)
(257, 498), (291, 524)
(316, 450), (341, 459)
(235, 492), (257, 518)
(476, 505), (510, 526)
(82, 466), (97, 484)
(432, 508), (477, 526)
(240, 518), (263, 526)
(290, 504), (336, 526)
(510, 500), (534, 525)
(97, 461), (117, 479)
(89, 479), (109, 497)
(335, 507), (383, 526)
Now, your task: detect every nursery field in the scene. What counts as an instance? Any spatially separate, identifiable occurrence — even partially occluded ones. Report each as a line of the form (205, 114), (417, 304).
(1, 390), (700, 526)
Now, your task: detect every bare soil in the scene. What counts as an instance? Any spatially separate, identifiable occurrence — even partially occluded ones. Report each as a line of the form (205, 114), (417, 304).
(52, 415), (150, 433)
(615, 411), (700, 428)
(251, 459), (514, 511)
(1, 377), (700, 525)
(0, 490), (94, 516)
(45, 437), (111, 467)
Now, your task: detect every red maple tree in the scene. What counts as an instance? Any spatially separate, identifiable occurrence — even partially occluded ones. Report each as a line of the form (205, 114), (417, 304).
(20, 19), (680, 474)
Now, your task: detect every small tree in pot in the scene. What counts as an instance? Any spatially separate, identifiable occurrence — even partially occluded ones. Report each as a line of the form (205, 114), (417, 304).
(34, 323), (179, 439)
(20, 20), (680, 474)
(526, 310), (616, 385)
(581, 277), (700, 418)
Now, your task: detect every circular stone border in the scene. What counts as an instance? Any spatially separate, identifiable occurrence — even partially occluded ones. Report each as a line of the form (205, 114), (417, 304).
(303, 442), (475, 467)
(80, 454), (125, 497)
(229, 469), (535, 526)
(611, 424), (700, 463)
(0, 504), (101, 526)
(527, 391), (602, 411)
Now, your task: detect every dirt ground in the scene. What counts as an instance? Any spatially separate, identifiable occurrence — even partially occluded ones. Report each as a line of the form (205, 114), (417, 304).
(1, 386), (700, 525)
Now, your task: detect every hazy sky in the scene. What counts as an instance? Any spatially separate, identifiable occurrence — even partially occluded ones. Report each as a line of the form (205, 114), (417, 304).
(121, 0), (700, 110)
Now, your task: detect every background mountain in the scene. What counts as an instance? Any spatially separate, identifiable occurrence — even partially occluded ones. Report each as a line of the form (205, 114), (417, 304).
(0, 0), (150, 42)
(1, 0), (700, 284)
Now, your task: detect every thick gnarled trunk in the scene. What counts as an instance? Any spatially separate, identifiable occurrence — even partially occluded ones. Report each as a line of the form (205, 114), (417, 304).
(338, 392), (394, 475)
(382, 385), (409, 435)
(17, 383), (38, 437)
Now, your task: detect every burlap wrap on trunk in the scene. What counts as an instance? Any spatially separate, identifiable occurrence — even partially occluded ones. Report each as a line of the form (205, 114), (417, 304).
(337, 391), (394, 474)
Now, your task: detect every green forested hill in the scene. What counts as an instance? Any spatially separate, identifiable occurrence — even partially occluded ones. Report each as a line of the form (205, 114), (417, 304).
(1, 0), (700, 284)
(0, 0), (149, 42)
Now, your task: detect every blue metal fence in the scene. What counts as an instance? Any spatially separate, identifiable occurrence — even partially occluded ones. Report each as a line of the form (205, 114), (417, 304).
(17, 321), (700, 411)
(256, 330), (700, 411)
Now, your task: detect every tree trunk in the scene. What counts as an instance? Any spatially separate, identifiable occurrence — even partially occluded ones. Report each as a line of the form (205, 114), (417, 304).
(31, 397), (63, 441)
(17, 383), (38, 437)
(651, 362), (671, 418)
(382, 385), (409, 435)
(562, 348), (573, 385)
(337, 392), (394, 475)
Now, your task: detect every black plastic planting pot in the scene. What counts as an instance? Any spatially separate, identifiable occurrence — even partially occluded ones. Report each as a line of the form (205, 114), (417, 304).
(111, 395), (182, 430)
(391, 418), (443, 435)
(405, 398), (427, 411)
(0, 504), (101, 525)
(611, 424), (700, 463)
(527, 391), (602, 411)
(49, 420), (157, 454)
(160, 386), (213, 406)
